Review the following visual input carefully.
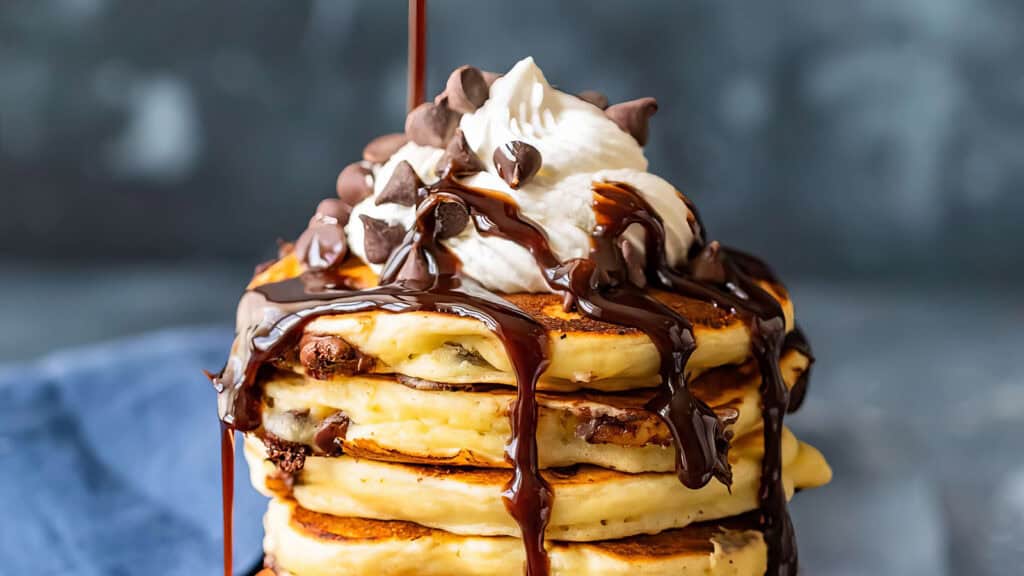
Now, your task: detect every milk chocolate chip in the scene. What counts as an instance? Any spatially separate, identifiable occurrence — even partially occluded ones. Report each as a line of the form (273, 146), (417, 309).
(363, 133), (408, 163)
(310, 198), (351, 227)
(336, 161), (374, 206)
(434, 200), (470, 239)
(605, 97), (658, 146)
(313, 411), (350, 457)
(376, 160), (423, 207)
(360, 215), (406, 264)
(295, 223), (347, 271)
(436, 129), (485, 178)
(405, 100), (460, 147)
(299, 334), (352, 373)
(493, 141), (542, 189)
(264, 436), (310, 475)
(437, 65), (489, 114)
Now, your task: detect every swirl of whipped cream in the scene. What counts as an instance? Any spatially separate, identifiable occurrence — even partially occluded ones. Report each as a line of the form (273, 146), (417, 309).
(345, 57), (695, 293)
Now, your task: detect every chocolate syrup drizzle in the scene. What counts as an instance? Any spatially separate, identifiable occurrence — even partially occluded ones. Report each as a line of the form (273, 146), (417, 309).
(214, 174), (804, 575)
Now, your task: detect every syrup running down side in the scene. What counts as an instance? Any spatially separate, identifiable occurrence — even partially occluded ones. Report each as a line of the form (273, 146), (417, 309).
(219, 423), (235, 576)
(213, 176), (801, 575)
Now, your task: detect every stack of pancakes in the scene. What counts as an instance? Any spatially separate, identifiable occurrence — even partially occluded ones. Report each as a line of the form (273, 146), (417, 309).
(243, 257), (831, 575)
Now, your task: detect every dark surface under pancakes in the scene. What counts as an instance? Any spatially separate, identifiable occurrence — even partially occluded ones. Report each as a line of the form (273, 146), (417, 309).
(286, 500), (762, 560)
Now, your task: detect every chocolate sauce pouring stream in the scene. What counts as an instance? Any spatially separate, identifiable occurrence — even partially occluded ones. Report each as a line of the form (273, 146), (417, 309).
(220, 424), (235, 576)
(407, 0), (426, 112)
(218, 1), (430, 571)
(425, 179), (797, 572)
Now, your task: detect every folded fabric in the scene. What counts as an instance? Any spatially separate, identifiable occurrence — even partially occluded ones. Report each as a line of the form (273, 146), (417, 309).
(0, 327), (263, 576)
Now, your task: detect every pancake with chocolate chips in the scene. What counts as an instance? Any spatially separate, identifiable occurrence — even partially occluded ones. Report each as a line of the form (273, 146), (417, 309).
(256, 349), (810, 472)
(247, 428), (829, 543)
(250, 255), (795, 391)
(263, 498), (770, 576)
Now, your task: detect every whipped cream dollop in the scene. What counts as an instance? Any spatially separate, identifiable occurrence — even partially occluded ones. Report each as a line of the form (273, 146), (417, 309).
(345, 57), (695, 293)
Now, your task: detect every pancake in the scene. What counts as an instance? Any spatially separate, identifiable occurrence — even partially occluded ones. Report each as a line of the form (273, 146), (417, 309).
(260, 349), (810, 472)
(250, 255), (795, 391)
(263, 498), (768, 576)
(246, 429), (831, 542)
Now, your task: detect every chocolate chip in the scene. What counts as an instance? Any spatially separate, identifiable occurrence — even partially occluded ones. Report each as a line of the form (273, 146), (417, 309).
(436, 129), (485, 178)
(690, 240), (728, 284)
(310, 198), (351, 227)
(299, 333), (374, 378)
(405, 101), (460, 147)
(434, 200), (469, 239)
(481, 70), (502, 86)
(264, 435), (311, 475)
(359, 215), (407, 264)
(336, 161), (374, 206)
(620, 239), (647, 288)
(363, 133), (408, 163)
(376, 161), (423, 207)
(294, 223), (347, 271)
(437, 65), (489, 114)
(493, 141), (542, 189)
(299, 333), (352, 372)
(578, 90), (609, 109)
(313, 411), (350, 457)
(605, 97), (658, 146)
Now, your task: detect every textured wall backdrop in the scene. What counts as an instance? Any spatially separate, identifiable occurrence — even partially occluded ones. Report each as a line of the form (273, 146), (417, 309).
(2, 0), (1022, 281)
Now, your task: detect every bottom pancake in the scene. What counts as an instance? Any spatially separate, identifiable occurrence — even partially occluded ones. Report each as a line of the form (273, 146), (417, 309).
(246, 429), (831, 542)
(264, 498), (768, 576)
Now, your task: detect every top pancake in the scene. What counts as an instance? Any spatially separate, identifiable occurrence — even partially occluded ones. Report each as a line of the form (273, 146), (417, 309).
(250, 255), (795, 391)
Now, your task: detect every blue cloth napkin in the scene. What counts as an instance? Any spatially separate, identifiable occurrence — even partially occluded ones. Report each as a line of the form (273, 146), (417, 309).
(0, 327), (264, 576)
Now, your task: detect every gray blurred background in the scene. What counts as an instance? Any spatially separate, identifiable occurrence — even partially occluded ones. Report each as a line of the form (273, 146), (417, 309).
(1, 1), (1022, 574)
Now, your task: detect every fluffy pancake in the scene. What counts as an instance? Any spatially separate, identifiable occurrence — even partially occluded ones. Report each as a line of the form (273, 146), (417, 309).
(252, 255), (795, 390)
(260, 349), (810, 472)
(246, 429), (830, 542)
(263, 498), (768, 576)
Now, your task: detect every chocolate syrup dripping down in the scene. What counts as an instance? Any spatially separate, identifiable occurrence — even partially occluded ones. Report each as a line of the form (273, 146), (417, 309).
(783, 326), (813, 413)
(427, 178), (732, 489)
(383, 194), (554, 575)
(666, 242), (799, 572)
(603, 182), (798, 572)
(216, 192), (554, 576)
(407, 0), (426, 112)
(219, 423), (234, 576)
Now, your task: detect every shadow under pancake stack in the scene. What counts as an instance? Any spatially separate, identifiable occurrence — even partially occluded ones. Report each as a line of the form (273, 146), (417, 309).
(212, 57), (831, 576)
